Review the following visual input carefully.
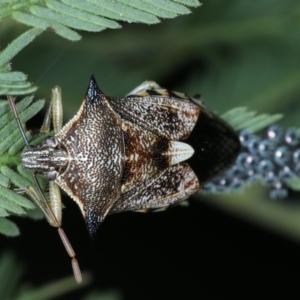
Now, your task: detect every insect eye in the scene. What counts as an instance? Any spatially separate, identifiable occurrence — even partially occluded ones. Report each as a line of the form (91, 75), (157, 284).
(46, 170), (58, 181)
(229, 178), (243, 189)
(247, 139), (261, 155)
(278, 166), (294, 180)
(270, 187), (288, 199)
(295, 163), (300, 175)
(263, 171), (277, 185)
(267, 125), (283, 142)
(44, 137), (58, 148)
(257, 140), (273, 158)
(293, 149), (300, 164)
(226, 165), (245, 178)
(284, 128), (299, 146)
(257, 159), (274, 175)
(239, 130), (252, 147)
(236, 152), (258, 169)
(274, 146), (290, 166)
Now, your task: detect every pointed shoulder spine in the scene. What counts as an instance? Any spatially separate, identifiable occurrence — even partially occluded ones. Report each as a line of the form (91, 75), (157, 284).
(86, 210), (102, 240)
(86, 75), (105, 103)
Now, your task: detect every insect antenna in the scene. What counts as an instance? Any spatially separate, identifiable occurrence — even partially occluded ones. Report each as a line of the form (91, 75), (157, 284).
(7, 95), (82, 284)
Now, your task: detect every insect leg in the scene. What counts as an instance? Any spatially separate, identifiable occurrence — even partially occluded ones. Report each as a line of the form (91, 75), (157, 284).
(39, 87), (64, 225)
(15, 187), (56, 225)
(47, 87), (80, 275)
(15, 186), (82, 283)
(40, 98), (52, 134)
(126, 81), (161, 96)
(48, 86), (63, 223)
(51, 86), (63, 133)
(49, 181), (62, 225)
(7, 95), (82, 283)
(40, 86), (63, 134)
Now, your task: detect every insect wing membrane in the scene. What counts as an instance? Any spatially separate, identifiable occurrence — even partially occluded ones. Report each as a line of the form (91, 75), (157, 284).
(108, 82), (240, 213)
(109, 94), (201, 141)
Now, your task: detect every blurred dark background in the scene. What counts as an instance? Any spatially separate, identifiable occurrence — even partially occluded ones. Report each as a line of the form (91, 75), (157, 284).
(1, 0), (300, 299)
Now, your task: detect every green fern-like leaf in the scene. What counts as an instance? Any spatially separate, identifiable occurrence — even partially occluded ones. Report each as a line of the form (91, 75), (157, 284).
(0, 0), (200, 237)
(0, 217), (20, 236)
(0, 1), (201, 98)
(1, 0), (201, 41)
(221, 107), (283, 133)
(0, 96), (47, 236)
(286, 177), (300, 191)
(0, 28), (42, 96)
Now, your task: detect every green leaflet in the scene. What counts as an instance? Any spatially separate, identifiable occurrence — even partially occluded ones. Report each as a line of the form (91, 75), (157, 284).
(0, 96), (47, 236)
(0, 217), (20, 236)
(221, 108), (283, 133)
(0, 0), (201, 98)
(0, 29), (41, 96)
(0, 0), (201, 41)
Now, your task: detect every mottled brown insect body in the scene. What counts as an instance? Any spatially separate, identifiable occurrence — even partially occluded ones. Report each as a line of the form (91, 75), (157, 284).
(54, 81), (124, 236)
(21, 76), (240, 239)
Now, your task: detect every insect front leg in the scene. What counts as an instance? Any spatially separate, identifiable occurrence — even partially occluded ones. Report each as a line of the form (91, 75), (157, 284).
(8, 92), (82, 283)
(40, 86), (63, 134)
(18, 186), (79, 279)
(40, 86), (64, 225)
(15, 186), (59, 226)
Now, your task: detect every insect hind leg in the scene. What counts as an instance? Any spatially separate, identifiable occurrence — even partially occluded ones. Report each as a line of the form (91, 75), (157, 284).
(126, 81), (161, 96)
(7, 93), (82, 283)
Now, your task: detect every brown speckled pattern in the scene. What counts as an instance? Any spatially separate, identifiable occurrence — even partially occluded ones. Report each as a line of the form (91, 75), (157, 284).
(21, 76), (240, 239)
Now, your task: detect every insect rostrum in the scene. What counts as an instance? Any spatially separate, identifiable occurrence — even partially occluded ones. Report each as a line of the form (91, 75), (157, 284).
(22, 76), (240, 239)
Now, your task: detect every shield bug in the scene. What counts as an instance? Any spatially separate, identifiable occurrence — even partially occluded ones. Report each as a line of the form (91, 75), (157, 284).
(8, 76), (240, 281)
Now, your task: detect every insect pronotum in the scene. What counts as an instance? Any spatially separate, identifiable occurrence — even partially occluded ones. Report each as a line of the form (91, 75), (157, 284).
(7, 76), (240, 282)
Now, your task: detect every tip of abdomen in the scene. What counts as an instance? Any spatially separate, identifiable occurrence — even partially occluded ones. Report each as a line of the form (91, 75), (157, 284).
(186, 110), (241, 183)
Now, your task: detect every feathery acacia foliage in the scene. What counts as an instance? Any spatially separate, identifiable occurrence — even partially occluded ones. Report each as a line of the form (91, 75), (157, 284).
(0, 0), (202, 236)
(0, 0), (200, 41)
(0, 0), (201, 94)
(0, 97), (47, 236)
(0, 1), (203, 297)
(1, 0), (300, 240)
(1, 0), (300, 298)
